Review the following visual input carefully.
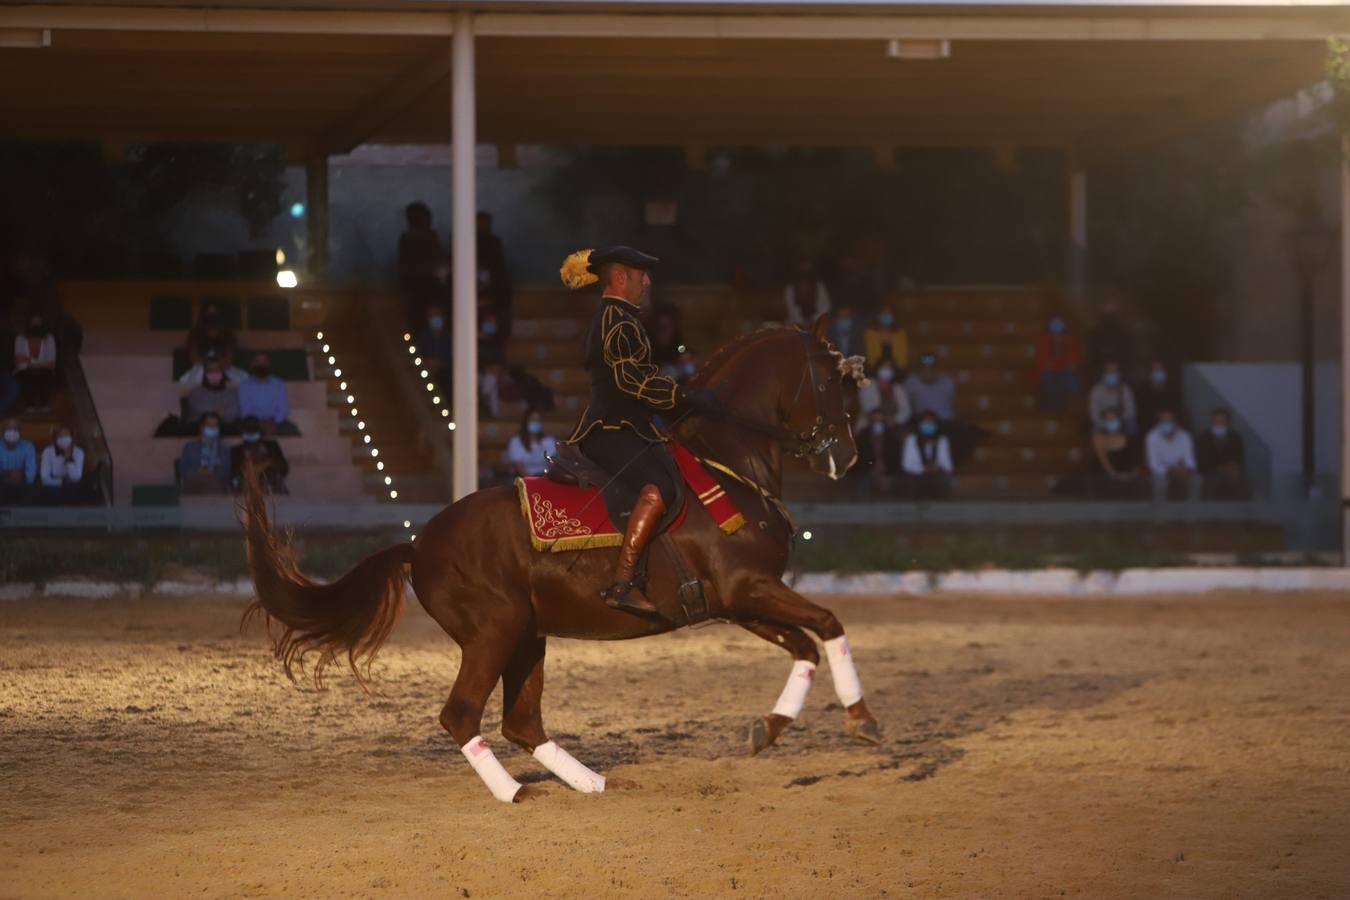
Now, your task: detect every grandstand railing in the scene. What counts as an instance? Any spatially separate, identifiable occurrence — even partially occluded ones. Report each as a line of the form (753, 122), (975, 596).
(60, 346), (114, 509)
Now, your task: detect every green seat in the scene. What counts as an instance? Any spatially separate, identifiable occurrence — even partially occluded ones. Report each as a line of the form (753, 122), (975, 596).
(132, 484), (180, 507)
(200, 295), (243, 330)
(148, 295), (193, 331)
(246, 295), (290, 331)
(236, 346), (309, 381)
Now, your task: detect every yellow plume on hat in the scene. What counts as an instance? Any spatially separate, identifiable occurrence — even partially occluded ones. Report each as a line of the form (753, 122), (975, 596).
(560, 249), (599, 290)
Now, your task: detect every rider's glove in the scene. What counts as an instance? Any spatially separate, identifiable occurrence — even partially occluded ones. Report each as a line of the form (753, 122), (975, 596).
(679, 386), (721, 416)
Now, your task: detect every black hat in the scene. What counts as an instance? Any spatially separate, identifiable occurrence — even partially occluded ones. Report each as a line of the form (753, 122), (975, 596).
(586, 246), (659, 274)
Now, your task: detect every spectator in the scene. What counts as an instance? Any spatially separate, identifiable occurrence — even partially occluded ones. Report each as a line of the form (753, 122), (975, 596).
(414, 304), (456, 392)
(1088, 361), (1137, 434)
(231, 416), (289, 494)
(480, 362), (556, 421)
(903, 352), (955, 421)
(238, 353), (292, 436)
(398, 201), (446, 328)
(1035, 314), (1082, 414)
(863, 305), (908, 373)
(1085, 300), (1135, 378)
(856, 361), (911, 431)
(0, 416), (37, 500)
(186, 302), (237, 366)
(901, 411), (954, 500)
(649, 307), (684, 369)
(505, 408), (558, 478)
(186, 354), (240, 430)
(477, 212), (514, 338)
(828, 307), (862, 357)
(178, 413), (232, 495)
(479, 311), (506, 371)
(39, 424), (84, 497)
(1136, 358), (1180, 432)
(1088, 406), (1144, 499)
(14, 313), (58, 412)
(1146, 409), (1199, 501)
(784, 260), (831, 326)
(1196, 408), (1249, 500)
(852, 408), (904, 496)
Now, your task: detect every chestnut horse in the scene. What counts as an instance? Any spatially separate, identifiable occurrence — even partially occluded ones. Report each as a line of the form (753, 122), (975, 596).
(242, 316), (880, 803)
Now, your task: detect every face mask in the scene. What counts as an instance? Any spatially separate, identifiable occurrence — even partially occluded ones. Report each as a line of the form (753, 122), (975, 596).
(56, 435), (73, 449)
(202, 426), (220, 440)
(835, 320), (853, 332)
(243, 432), (261, 443)
(1048, 318), (1066, 335)
(878, 312), (896, 328)
(1211, 425), (1228, 439)
(204, 372), (224, 387)
(481, 321), (498, 337)
(1104, 372), (1120, 387)
(526, 421), (543, 435)
(1103, 419), (1122, 434)
(2, 429), (18, 445)
(877, 367), (895, 381)
(1160, 421), (1176, 436)
(919, 421), (938, 437)
(429, 316), (444, 331)
(871, 421), (885, 435)
(920, 356), (937, 368)
(1151, 370), (1167, 385)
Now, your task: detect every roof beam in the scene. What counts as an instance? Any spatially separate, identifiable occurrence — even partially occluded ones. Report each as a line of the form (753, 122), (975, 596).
(318, 46), (454, 155)
(0, 6), (453, 36)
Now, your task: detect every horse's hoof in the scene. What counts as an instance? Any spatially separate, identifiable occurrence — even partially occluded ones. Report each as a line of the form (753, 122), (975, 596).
(848, 718), (883, 746)
(748, 717), (771, 756)
(512, 784), (549, 803)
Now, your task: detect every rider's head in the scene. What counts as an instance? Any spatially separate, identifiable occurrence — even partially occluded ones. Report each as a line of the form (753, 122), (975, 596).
(599, 263), (650, 307)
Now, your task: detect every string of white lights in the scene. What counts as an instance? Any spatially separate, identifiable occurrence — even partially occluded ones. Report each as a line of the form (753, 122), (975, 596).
(402, 331), (457, 433)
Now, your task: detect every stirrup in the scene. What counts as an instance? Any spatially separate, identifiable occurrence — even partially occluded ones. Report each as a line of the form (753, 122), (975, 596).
(603, 580), (663, 620)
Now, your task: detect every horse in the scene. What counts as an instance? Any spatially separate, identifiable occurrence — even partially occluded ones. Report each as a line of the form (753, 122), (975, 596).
(242, 314), (880, 803)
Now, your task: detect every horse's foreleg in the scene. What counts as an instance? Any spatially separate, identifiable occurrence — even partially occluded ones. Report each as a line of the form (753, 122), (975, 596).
(740, 622), (820, 755)
(440, 638), (537, 803)
(736, 580), (881, 746)
(500, 634), (605, 794)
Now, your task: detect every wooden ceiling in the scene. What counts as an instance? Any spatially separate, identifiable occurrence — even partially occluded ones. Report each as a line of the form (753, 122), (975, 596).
(0, 17), (1333, 158)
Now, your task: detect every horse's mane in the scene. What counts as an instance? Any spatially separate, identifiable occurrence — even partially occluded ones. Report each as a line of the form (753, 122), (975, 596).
(696, 323), (867, 385)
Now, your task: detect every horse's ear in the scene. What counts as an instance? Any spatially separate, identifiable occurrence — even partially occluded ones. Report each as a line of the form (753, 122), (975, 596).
(810, 313), (830, 342)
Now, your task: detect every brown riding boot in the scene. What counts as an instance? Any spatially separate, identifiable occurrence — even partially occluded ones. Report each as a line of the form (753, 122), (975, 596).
(603, 484), (667, 619)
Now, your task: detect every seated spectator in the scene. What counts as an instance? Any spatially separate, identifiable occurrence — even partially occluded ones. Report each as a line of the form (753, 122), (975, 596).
(481, 363), (556, 420)
(1146, 409), (1199, 501)
(863, 305), (908, 373)
(649, 307), (684, 369)
(903, 352), (955, 421)
(1088, 361), (1137, 434)
(827, 306), (861, 357)
(1136, 358), (1180, 432)
(1035, 314), (1082, 415)
(1087, 406), (1145, 499)
(186, 354), (241, 431)
(505, 408), (558, 478)
(186, 302), (237, 366)
(398, 201), (447, 328)
(901, 412), (954, 500)
(1085, 300), (1135, 378)
(0, 416), (37, 502)
(479, 311), (506, 371)
(14, 313), (58, 413)
(238, 353), (294, 436)
(178, 413), (232, 495)
(39, 424), (84, 499)
(856, 361), (911, 432)
(415, 305), (455, 392)
(784, 261), (831, 327)
(231, 416), (289, 495)
(1196, 408), (1249, 500)
(852, 409), (904, 496)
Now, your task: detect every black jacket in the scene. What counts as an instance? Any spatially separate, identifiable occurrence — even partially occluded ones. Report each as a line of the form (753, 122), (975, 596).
(566, 297), (679, 444)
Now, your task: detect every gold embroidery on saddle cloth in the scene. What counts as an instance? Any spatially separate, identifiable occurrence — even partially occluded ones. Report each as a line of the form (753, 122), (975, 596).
(515, 478), (624, 552)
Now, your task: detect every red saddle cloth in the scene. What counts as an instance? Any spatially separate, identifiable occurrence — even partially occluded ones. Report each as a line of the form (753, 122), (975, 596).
(515, 442), (745, 552)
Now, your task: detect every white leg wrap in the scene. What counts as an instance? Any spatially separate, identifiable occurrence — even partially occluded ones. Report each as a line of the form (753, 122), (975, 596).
(532, 741), (606, 794)
(771, 660), (817, 720)
(461, 736), (522, 803)
(824, 635), (864, 707)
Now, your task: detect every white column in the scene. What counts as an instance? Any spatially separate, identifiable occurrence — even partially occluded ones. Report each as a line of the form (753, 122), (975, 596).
(1067, 164), (1088, 309)
(451, 12), (478, 499)
(1340, 143), (1350, 561)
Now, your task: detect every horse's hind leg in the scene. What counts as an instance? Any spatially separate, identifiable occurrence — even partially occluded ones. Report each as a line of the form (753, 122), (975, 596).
(740, 622), (820, 755)
(500, 634), (604, 794)
(736, 579), (882, 746)
(440, 639), (542, 803)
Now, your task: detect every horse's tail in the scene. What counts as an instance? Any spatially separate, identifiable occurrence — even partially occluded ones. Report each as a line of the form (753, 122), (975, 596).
(239, 468), (414, 688)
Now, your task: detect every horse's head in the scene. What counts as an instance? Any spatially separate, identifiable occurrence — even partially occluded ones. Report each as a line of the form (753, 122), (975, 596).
(782, 315), (862, 481)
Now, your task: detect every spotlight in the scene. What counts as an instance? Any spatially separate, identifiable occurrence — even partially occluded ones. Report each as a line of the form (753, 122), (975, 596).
(441, 409), (449, 418)
(420, 370), (429, 379)
(403, 520), (412, 528)
(346, 395), (355, 404)
(315, 331), (324, 340)
(384, 476), (392, 485)
(408, 346), (417, 355)
(276, 270), (298, 289)
(376, 462), (384, 471)
(432, 396), (441, 405)
(425, 383), (434, 392)
(333, 368), (342, 377)
(339, 381), (347, 391)
(357, 421), (365, 430)
(363, 435), (371, 444)
(403, 333), (412, 342)
(389, 490), (399, 500)
(448, 422), (456, 431)
(321, 343), (330, 353)
(327, 356), (336, 365)
(371, 449), (379, 458)
(802, 530), (814, 541)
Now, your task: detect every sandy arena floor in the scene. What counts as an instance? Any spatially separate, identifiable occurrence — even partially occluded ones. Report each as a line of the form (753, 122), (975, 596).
(2, 591), (1349, 899)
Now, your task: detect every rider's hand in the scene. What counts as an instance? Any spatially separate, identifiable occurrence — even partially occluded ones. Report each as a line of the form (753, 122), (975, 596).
(679, 386), (721, 416)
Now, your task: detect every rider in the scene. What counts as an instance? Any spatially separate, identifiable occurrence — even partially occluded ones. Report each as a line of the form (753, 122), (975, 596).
(561, 246), (718, 618)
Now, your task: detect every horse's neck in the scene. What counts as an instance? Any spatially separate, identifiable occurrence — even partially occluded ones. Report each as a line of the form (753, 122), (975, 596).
(674, 340), (788, 497)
